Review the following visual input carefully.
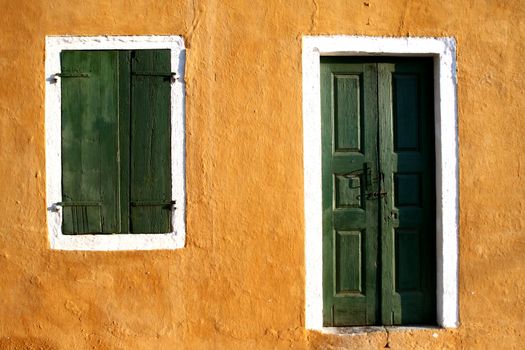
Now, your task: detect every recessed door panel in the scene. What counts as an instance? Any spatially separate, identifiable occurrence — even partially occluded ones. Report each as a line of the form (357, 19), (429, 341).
(335, 174), (363, 209)
(334, 74), (363, 153)
(394, 229), (421, 292)
(393, 74), (420, 151)
(394, 173), (422, 206)
(335, 230), (365, 295)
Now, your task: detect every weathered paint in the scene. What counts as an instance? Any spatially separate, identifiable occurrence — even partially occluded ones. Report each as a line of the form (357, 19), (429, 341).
(0, 0), (524, 349)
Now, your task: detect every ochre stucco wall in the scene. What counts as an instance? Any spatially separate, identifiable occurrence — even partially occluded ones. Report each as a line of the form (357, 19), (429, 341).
(0, 0), (524, 349)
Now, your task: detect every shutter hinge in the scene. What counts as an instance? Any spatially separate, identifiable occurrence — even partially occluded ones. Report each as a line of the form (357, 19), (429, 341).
(56, 201), (102, 206)
(49, 72), (90, 83)
(130, 200), (176, 210)
(170, 72), (180, 83)
(131, 71), (180, 82)
(49, 201), (102, 213)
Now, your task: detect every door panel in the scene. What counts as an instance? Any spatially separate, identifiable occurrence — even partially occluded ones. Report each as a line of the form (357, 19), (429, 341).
(378, 60), (436, 325)
(335, 230), (365, 295)
(322, 61), (379, 326)
(393, 74), (420, 151)
(334, 75), (363, 153)
(335, 174), (364, 209)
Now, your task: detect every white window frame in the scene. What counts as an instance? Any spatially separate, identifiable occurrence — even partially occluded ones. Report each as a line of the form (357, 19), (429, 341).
(45, 35), (186, 251)
(302, 36), (459, 330)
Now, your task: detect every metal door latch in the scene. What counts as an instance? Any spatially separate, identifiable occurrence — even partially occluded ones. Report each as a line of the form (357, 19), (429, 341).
(366, 191), (388, 199)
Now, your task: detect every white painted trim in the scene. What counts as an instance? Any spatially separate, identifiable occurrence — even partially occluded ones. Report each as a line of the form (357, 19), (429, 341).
(45, 35), (186, 251)
(302, 36), (459, 330)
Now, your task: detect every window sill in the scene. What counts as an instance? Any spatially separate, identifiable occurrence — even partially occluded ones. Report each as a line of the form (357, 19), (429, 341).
(48, 226), (185, 251)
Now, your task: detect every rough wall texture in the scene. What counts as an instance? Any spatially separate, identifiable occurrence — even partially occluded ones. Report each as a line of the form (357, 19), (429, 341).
(0, 0), (524, 349)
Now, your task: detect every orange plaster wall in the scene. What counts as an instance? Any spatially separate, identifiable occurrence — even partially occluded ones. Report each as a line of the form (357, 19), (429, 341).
(0, 0), (524, 349)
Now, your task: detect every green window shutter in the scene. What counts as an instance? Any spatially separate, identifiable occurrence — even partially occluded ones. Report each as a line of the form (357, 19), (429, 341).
(60, 49), (172, 235)
(321, 57), (436, 326)
(378, 60), (436, 325)
(60, 51), (120, 234)
(128, 50), (172, 233)
(321, 61), (380, 326)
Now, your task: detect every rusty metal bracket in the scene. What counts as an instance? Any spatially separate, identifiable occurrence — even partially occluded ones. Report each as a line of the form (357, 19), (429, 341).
(366, 191), (388, 200)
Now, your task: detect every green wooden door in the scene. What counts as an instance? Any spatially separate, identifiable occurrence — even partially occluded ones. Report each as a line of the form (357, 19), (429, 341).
(321, 58), (435, 326)
(321, 62), (380, 326)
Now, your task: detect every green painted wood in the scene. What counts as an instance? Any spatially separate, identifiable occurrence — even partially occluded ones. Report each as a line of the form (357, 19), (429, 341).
(61, 50), (120, 234)
(321, 60), (379, 326)
(322, 57), (436, 326)
(378, 59), (436, 325)
(395, 229), (420, 291)
(334, 75), (362, 152)
(335, 231), (363, 294)
(393, 74), (420, 151)
(335, 174), (362, 208)
(129, 50), (172, 233)
(378, 63), (396, 325)
(118, 51), (131, 233)
(395, 174), (421, 205)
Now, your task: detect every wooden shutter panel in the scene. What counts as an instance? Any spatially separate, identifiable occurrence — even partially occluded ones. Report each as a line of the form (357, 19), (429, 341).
(129, 50), (172, 233)
(60, 51), (120, 234)
(321, 60), (380, 326)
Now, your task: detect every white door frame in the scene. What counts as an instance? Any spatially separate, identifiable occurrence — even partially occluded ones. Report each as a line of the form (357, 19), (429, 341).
(302, 36), (459, 330)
